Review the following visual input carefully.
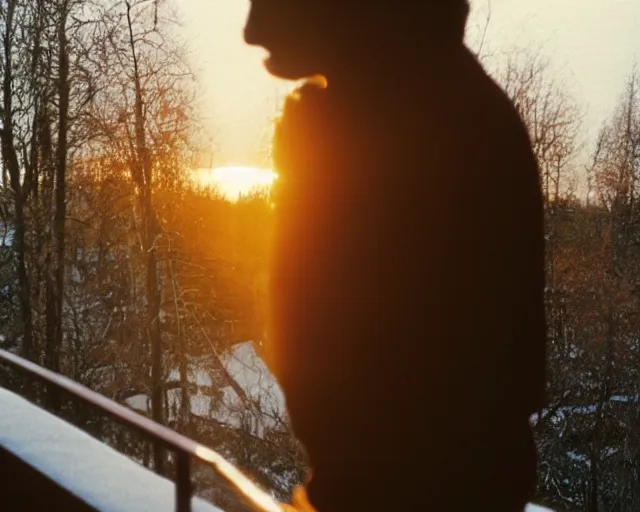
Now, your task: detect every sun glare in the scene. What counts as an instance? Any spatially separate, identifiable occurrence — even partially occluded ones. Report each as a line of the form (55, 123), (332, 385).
(192, 166), (277, 201)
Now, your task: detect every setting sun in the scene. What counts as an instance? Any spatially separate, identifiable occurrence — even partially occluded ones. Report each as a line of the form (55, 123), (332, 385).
(192, 166), (277, 201)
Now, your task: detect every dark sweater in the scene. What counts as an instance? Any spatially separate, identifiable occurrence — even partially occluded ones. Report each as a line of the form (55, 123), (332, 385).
(268, 45), (546, 511)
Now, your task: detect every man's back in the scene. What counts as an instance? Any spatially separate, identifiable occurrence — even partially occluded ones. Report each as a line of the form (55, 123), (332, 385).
(269, 46), (546, 510)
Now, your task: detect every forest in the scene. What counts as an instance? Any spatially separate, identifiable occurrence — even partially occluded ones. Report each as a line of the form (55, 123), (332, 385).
(0, 1), (639, 511)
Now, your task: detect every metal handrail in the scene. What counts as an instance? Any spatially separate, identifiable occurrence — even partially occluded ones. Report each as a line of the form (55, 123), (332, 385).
(0, 349), (282, 512)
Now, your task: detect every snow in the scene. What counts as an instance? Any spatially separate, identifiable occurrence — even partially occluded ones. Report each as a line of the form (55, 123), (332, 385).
(0, 387), (222, 512)
(609, 394), (637, 403)
(222, 342), (285, 414)
(189, 392), (214, 417)
(0, 221), (14, 247)
(567, 450), (589, 463)
(126, 341), (286, 436)
(217, 341), (286, 431)
(525, 505), (554, 512)
(530, 394), (640, 428)
(167, 366), (213, 387)
(124, 393), (149, 412)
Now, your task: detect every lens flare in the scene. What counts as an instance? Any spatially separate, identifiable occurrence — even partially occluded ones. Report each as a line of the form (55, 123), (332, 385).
(192, 166), (277, 201)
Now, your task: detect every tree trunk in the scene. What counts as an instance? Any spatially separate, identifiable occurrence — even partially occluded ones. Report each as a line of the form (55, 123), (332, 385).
(168, 251), (189, 432)
(126, 0), (164, 475)
(2, 0), (35, 362)
(45, 0), (70, 411)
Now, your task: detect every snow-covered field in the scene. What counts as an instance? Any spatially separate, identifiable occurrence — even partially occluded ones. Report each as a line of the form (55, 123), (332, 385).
(125, 341), (286, 436)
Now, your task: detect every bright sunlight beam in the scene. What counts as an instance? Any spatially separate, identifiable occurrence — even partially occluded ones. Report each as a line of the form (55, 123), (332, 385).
(192, 166), (277, 201)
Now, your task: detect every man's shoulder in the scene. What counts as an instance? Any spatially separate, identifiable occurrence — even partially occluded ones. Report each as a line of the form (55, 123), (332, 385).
(458, 51), (530, 144)
(449, 52), (538, 179)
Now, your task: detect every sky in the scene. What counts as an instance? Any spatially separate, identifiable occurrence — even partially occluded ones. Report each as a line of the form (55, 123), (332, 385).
(179, 0), (640, 168)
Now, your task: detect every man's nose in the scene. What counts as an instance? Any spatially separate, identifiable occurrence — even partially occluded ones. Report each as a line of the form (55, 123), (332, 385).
(243, 23), (256, 46)
(243, 8), (265, 47)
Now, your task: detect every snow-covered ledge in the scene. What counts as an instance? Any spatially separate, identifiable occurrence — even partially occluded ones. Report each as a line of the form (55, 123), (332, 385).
(0, 387), (222, 512)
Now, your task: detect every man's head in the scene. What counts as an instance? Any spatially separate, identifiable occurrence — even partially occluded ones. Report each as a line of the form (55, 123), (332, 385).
(244, 0), (470, 81)
(243, 0), (329, 79)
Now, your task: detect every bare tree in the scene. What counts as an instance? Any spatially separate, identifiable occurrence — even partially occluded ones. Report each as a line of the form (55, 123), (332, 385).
(467, 0), (492, 61)
(497, 50), (583, 203)
(0, 0), (41, 362)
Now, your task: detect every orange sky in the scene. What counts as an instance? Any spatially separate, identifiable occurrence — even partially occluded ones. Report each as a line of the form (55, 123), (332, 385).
(179, 0), (292, 169)
(179, 0), (640, 168)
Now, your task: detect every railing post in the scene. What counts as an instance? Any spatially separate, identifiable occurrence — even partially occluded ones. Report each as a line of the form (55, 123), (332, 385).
(176, 451), (192, 512)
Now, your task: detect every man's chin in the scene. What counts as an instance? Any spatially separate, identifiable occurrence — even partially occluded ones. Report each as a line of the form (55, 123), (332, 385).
(264, 56), (315, 81)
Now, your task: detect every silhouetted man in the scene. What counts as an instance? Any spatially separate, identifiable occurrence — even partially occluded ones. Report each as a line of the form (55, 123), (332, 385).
(244, 1), (546, 510)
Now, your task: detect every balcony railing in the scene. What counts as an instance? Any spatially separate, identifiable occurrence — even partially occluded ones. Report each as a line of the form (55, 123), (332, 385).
(0, 349), (280, 512)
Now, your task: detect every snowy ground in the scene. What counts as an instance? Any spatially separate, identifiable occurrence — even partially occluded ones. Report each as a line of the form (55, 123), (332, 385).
(125, 341), (286, 436)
